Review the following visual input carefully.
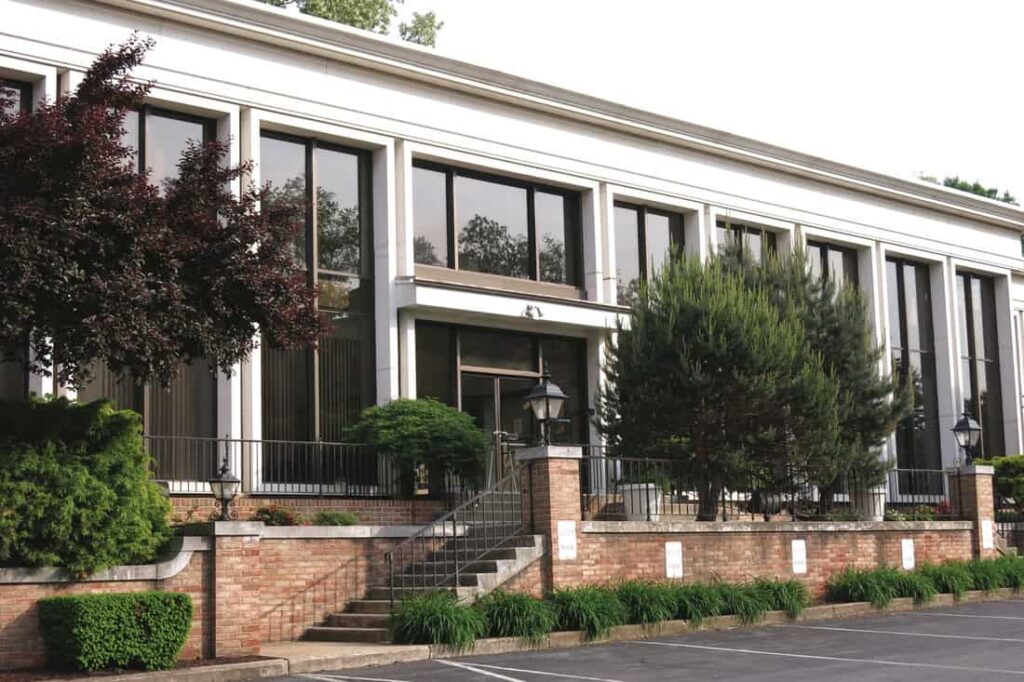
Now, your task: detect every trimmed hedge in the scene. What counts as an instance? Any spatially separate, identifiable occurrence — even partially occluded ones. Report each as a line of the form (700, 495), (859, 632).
(38, 592), (192, 671)
(0, 398), (171, 575)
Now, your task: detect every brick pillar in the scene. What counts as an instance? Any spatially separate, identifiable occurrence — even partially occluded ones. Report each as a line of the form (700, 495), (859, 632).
(948, 465), (997, 559)
(516, 446), (582, 590)
(210, 522), (264, 657)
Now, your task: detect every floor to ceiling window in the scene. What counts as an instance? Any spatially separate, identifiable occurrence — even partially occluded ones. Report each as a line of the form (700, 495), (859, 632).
(807, 240), (859, 286)
(0, 80), (32, 400)
(259, 132), (375, 446)
(886, 257), (942, 469)
(412, 161), (582, 287)
(717, 220), (777, 264)
(614, 202), (684, 305)
(957, 272), (1004, 458)
(78, 108), (218, 443)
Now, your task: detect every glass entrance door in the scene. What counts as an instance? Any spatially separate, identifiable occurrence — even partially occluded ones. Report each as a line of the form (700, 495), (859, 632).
(460, 373), (536, 483)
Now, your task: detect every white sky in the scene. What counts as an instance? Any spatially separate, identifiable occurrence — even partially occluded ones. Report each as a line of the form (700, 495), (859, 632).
(398, 0), (1024, 203)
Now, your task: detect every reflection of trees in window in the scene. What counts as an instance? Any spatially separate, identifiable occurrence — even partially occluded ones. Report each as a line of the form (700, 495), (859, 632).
(414, 235), (442, 266)
(539, 235), (566, 284)
(262, 177), (361, 274)
(458, 214), (530, 278)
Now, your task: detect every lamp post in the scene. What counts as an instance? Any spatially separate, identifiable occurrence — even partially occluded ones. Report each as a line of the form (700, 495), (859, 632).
(208, 448), (240, 521)
(951, 412), (982, 467)
(523, 370), (568, 446)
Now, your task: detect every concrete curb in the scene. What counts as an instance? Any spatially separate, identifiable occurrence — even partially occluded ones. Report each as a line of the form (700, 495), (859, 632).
(37, 589), (1022, 681)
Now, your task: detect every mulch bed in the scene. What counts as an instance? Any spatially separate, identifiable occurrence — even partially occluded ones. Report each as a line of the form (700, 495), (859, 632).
(0, 656), (270, 681)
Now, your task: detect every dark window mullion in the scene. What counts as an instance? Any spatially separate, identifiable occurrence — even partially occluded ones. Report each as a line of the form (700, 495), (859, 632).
(638, 207), (649, 280)
(307, 140), (320, 441)
(527, 188), (538, 281)
(447, 169), (457, 270)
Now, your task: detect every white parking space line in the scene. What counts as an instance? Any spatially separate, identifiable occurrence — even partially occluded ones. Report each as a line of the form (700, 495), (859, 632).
(635, 641), (1024, 676)
(909, 611), (1024, 621)
(438, 660), (525, 681)
(467, 662), (628, 682)
(783, 624), (1024, 643)
(300, 673), (414, 682)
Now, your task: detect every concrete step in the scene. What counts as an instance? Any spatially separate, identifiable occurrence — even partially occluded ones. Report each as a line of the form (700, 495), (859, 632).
(305, 626), (391, 644)
(405, 560), (501, 575)
(428, 547), (518, 562)
(326, 612), (391, 628)
(365, 585), (456, 601)
(347, 599), (392, 614)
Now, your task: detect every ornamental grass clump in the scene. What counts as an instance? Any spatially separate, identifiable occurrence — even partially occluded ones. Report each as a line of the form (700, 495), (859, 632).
(917, 562), (973, 601)
(669, 583), (724, 625)
(548, 586), (626, 639)
(891, 569), (937, 605)
(391, 592), (486, 651)
(963, 558), (1003, 593)
(475, 590), (556, 643)
(713, 583), (770, 625)
(752, 578), (811, 619)
(825, 566), (898, 608)
(616, 580), (678, 625)
(993, 554), (1024, 591)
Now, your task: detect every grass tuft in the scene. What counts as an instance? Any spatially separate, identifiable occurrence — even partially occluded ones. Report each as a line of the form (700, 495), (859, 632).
(669, 583), (724, 625)
(547, 586), (626, 639)
(963, 559), (1003, 592)
(752, 578), (811, 619)
(713, 583), (770, 625)
(917, 562), (972, 601)
(474, 590), (556, 643)
(825, 566), (897, 608)
(391, 591), (486, 651)
(616, 580), (677, 625)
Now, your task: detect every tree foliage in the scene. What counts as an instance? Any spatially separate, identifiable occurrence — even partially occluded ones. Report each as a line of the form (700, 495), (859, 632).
(921, 174), (1018, 206)
(0, 36), (320, 389)
(598, 256), (840, 520)
(257, 0), (443, 47)
(719, 243), (911, 483)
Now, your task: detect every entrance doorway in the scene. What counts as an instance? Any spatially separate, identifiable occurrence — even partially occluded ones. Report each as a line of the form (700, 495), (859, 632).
(460, 373), (536, 483)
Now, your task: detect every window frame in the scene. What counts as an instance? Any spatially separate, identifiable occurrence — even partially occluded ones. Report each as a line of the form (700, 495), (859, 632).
(411, 159), (584, 287)
(0, 79), (32, 114)
(806, 239), (860, 286)
(258, 129), (376, 442)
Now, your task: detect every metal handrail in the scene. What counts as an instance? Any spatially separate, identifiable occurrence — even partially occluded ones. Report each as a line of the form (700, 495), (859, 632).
(385, 465), (525, 604)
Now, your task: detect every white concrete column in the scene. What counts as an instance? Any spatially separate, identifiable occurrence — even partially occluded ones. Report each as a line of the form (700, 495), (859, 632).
(683, 206), (707, 261)
(394, 139), (415, 279)
(933, 257), (960, 468)
(994, 275), (1022, 454)
(599, 183), (617, 304)
(398, 309), (416, 399)
(216, 106), (243, 446)
(373, 141), (400, 404)
(581, 185), (602, 304)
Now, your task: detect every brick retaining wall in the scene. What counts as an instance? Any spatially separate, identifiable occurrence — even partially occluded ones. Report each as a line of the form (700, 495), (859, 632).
(168, 496), (446, 525)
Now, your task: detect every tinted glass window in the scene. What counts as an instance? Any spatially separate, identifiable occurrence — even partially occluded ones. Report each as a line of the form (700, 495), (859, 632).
(460, 328), (535, 372)
(808, 241), (859, 286)
(0, 80), (30, 116)
(536, 191), (577, 285)
(645, 211), (683, 278)
(415, 322), (455, 405)
(315, 146), (362, 275)
(958, 273), (1004, 457)
(146, 113), (207, 191)
(456, 176), (530, 278)
(412, 166), (448, 267)
(541, 337), (586, 444)
(261, 135), (308, 265)
(614, 205), (641, 305)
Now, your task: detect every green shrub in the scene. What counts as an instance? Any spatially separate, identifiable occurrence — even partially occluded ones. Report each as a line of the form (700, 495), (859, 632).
(964, 558), (1003, 592)
(669, 583), (724, 624)
(825, 567), (898, 608)
(391, 592), (485, 650)
(891, 570), (937, 605)
(312, 510), (358, 526)
(252, 506), (303, 526)
(993, 554), (1024, 591)
(0, 398), (171, 575)
(713, 583), (770, 625)
(474, 590), (556, 643)
(976, 455), (1024, 512)
(917, 562), (972, 600)
(752, 578), (811, 618)
(616, 580), (677, 625)
(38, 592), (191, 671)
(548, 586), (626, 639)
(346, 398), (488, 497)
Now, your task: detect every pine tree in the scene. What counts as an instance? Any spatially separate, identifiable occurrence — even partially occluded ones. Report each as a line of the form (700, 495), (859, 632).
(598, 256), (840, 520)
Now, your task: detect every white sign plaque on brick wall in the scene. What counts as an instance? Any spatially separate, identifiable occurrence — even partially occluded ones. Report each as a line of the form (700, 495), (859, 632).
(901, 538), (915, 570)
(791, 539), (807, 574)
(665, 541), (683, 578)
(557, 520), (577, 560)
(982, 520), (995, 550)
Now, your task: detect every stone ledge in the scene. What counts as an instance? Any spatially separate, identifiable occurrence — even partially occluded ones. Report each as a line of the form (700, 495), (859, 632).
(0, 536), (211, 585)
(581, 520), (974, 534)
(40, 658), (288, 682)
(261, 524), (467, 539)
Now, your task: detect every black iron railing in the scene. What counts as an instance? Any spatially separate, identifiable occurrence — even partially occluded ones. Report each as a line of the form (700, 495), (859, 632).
(144, 435), (475, 503)
(580, 450), (956, 522)
(385, 465), (525, 603)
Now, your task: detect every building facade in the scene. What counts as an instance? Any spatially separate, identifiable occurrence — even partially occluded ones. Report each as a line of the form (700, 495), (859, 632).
(4, 0), (1024, 489)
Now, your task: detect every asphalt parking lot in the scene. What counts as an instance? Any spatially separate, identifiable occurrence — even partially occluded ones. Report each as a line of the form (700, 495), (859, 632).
(276, 599), (1024, 681)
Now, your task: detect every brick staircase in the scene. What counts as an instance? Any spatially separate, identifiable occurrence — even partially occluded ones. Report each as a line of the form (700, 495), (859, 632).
(305, 472), (544, 644)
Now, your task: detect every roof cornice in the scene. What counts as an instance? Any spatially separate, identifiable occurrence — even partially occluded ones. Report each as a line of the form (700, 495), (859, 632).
(91, 0), (1024, 231)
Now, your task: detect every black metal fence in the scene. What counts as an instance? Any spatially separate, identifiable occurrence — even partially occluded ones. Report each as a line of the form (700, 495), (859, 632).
(144, 435), (476, 502)
(580, 451), (956, 522)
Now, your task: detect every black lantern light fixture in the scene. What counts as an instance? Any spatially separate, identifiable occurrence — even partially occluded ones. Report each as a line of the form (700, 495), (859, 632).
(523, 370), (568, 446)
(208, 447), (240, 521)
(951, 411), (982, 467)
